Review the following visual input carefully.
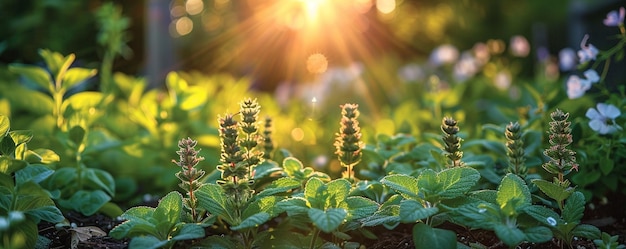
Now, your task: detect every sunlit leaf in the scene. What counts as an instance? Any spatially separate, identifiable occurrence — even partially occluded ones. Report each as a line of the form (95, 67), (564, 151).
(308, 208), (347, 233)
(63, 68), (97, 90)
(0, 115), (9, 137)
(438, 166), (480, 199)
(256, 178), (300, 198)
(152, 191), (182, 229)
(283, 157), (303, 177)
(381, 174), (419, 199)
(8, 64), (53, 93)
(412, 223), (456, 249)
(496, 173), (530, 208)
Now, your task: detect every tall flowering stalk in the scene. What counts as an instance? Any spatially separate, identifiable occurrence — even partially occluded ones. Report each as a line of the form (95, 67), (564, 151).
(441, 117), (463, 167)
(239, 98), (263, 178)
(262, 116), (274, 160)
(216, 113), (252, 211)
(542, 109), (578, 185)
(173, 137), (205, 221)
(505, 122), (527, 177)
(334, 103), (363, 181)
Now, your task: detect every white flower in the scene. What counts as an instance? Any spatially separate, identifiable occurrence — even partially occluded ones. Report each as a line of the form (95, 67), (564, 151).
(429, 44), (459, 66)
(566, 75), (591, 99)
(510, 35), (530, 57)
(453, 52), (479, 82)
(398, 63), (425, 82)
(586, 103), (622, 135)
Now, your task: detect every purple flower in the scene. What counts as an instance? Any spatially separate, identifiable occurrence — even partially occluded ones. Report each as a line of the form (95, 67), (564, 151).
(577, 34), (598, 64)
(603, 7), (625, 27)
(429, 44), (459, 66)
(566, 75), (591, 99)
(586, 103), (622, 134)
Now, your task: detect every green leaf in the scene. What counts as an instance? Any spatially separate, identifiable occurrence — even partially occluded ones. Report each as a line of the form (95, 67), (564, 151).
(28, 149), (60, 164)
(171, 223), (205, 241)
(9, 130), (33, 146)
(345, 196), (378, 220)
(83, 168), (115, 196)
(196, 184), (235, 224)
(62, 91), (104, 111)
(252, 160), (282, 180)
(256, 177), (300, 198)
(0, 85), (54, 116)
(59, 190), (111, 216)
(193, 235), (239, 249)
(304, 177), (324, 203)
(8, 64), (53, 93)
(276, 197), (309, 216)
(412, 223), (456, 249)
(417, 169), (439, 198)
(129, 235), (167, 249)
(39, 49), (74, 82)
(0, 115), (9, 137)
(15, 164), (54, 184)
(153, 191), (182, 231)
(283, 157), (303, 177)
(69, 126), (85, 146)
(563, 191), (585, 223)
(26, 205), (64, 223)
(438, 167), (480, 199)
(599, 157), (614, 175)
(494, 223), (525, 247)
(0, 157), (27, 175)
(572, 224), (601, 240)
(0, 136), (16, 156)
(532, 179), (573, 204)
(10, 218), (39, 249)
(497, 173), (530, 208)
(381, 174), (419, 199)
(231, 212), (270, 230)
(308, 208), (347, 233)
(399, 199), (439, 223)
(62, 68), (97, 90)
(523, 226), (552, 243)
(325, 179), (351, 209)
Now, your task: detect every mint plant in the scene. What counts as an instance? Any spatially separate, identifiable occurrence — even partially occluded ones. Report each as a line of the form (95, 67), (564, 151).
(505, 121), (527, 177)
(173, 137), (205, 222)
(0, 114), (64, 249)
(109, 191), (205, 249)
(453, 173), (553, 247)
(526, 109), (601, 247)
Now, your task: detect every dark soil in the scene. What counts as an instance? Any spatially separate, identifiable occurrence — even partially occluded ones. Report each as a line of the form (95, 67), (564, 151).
(39, 193), (625, 249)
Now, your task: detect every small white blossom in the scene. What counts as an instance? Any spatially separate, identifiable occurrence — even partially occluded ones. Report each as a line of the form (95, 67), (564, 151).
(577, 34), (598, 64)
(586, 103), (622, 135)
(429, 44), (459, 66)
(566, 75), (591, 99)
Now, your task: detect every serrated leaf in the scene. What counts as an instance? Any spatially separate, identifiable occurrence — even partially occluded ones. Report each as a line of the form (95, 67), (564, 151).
(417, 169), (438, 198)
(438, 167), (480, 199)
(304, 177), (324, 202)
(153, 191), (182, 230)
(308, 208), (347, 233)
(412, 223), (456, 249)
(497, 174), (530, 208)
(283, 157), (303, 177)
(231, 212), (270, 230)
(62, 68), (97, 90)
(532, 179), (573, 204)
(252, 160), (282, 180)
(257, 177), (300, 198)
(494, 223), (525, 247)
(381, 174), (419, 199)
(276, 197), (309, 216)
(242, 196), (280, 219)
(399, 199), (439, 222)
(196, 184), (235, 224)
(345, 196), (378, 220)
(563, 191), (585, 223)
(523, 226), (552, 243)
(522, 205), (561, 227)
(325, 179), (351, 209)
(571, 224), (601, 239)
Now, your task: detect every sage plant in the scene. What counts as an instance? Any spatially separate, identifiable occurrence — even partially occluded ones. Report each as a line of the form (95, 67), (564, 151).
(505, 122), (527, 177)
(262, 116), (274, 160)
(334, 103), (363, 181)
(173, 137), (205, 221)
(441, 117), (463, 167)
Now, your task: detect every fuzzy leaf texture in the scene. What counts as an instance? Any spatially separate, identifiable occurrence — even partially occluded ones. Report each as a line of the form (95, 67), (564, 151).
(437, 166), (480, 199)
(412, 223), (457, 249)
(399, 199), (439, 223)
(563, 191), (585, 223)
(308, 208), (347, 233)
(196, 183), (235, 224)
(531, 179), (574, 204)
(496, 174), (531, 209)
(380, 174), (419, 200)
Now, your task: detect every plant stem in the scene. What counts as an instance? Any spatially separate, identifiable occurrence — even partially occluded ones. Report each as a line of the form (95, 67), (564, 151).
(309, 227), (320, 249)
